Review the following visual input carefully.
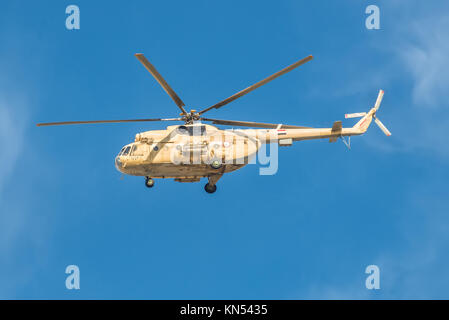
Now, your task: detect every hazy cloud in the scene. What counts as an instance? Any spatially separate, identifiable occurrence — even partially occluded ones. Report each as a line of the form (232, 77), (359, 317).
(0, 97), (26, 194)
(401, 20), (449, 108)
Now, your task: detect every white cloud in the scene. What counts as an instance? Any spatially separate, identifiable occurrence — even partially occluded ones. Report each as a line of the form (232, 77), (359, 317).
(398, 16), (449, 108)
(0, 92), (30, 298)
(0, 97), (26, 194)
(0, 49), (50, 298)
(389, 6), (449, 156)
(0, 89), (28, 250)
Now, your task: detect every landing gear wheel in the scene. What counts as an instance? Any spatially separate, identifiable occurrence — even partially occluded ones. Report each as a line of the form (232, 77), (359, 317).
(204, 183), (217, 194)
(210, 159), (222, 170)
(145, 177), (155, 188)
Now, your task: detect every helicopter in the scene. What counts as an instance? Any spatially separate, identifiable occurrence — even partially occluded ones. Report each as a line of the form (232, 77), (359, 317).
(37, 53), (391, 193)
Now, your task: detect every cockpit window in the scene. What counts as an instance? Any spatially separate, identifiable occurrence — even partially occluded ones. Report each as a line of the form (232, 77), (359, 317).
(118, 147), (125, 156)
(122, 146), (131, 156)
(177, 125), (206, 136)
(130, 145), (137, 155)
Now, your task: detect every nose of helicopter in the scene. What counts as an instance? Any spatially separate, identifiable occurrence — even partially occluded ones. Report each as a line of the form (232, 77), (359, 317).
(115, 145), (130, 172)
(115, 156), (124, 172)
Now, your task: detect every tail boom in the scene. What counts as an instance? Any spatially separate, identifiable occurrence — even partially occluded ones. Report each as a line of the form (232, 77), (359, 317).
(239, 89), (390, 144)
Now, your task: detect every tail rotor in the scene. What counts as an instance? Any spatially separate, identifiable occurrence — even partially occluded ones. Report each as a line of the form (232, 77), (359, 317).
(348, 90), (391, 136)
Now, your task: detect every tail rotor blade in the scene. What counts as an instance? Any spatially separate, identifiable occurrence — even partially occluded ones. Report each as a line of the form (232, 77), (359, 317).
(374, 89), (384, 111)
(345, 112), (366, 119)
(374, 118), (391, 136)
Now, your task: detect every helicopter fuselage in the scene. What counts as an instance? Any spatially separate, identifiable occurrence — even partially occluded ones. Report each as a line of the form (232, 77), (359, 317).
(115, 124), (259, 181)
(114, 122), (364, 182)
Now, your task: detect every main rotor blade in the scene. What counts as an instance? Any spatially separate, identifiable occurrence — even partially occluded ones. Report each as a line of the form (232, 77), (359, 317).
(135, 53), (188, 115)
(201, 117), (310, 129)
(198, 55), (313, 115)
(374, 118), (391, 136)
(36, 118), (182, 127)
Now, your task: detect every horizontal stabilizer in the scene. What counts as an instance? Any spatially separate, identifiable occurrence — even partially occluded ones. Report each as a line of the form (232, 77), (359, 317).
(329, 120), (342, 143)
(331, 120), (342, 132)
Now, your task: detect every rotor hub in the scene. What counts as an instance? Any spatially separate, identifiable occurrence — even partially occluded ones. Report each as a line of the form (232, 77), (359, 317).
(181, 110), (201, 124)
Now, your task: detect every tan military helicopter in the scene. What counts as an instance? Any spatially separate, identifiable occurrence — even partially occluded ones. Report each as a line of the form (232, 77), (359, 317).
(37, 53), (391, 193)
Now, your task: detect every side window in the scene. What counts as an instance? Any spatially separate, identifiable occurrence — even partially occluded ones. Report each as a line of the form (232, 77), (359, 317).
(189, 125), (206, 136)
(130, 145), (137, 155)
(177, 126), (189, 135)
(176, 125), (206, 136)
(123, 146), (131, 156)
(130, 144), (147, 156)
(197, 125), (206, 135)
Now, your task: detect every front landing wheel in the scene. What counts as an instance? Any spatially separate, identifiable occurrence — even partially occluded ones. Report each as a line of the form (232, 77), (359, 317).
(145, 177), (155, 188)
(204, 183), (217, 194)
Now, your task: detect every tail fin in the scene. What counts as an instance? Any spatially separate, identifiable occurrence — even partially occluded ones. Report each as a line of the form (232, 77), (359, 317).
(353, 111), (374, 133)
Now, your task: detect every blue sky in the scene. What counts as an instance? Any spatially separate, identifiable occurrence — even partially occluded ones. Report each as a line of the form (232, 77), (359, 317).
(1, 0), (449, 299)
